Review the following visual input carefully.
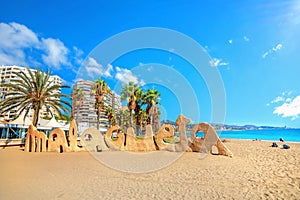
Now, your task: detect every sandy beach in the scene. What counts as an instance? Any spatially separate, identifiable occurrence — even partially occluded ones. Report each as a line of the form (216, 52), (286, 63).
(1, 139), (300, 200)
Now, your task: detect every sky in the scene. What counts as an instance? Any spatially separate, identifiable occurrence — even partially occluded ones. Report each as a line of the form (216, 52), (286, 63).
(0, 0), (300, 127)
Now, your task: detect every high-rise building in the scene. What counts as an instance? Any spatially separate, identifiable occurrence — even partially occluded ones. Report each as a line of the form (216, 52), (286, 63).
(0, 65), (62, 120)
(112, 93), (122, 111)
(72, 80), (122, 134)
(72, 80), (97, 130)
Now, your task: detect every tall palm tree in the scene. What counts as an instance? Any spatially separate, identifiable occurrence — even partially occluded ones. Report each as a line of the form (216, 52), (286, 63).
(116, 109), (130, 131)
(0, 68), (71, 127)
(143, 89), (161, 125)
(94, 78), (110, 130)
(138, 109), (148, 133)
(133, 87), (144, 134)
(71, 87), (86, 121)
(121, 82), (140, 126)
(105, 107), (115, 127)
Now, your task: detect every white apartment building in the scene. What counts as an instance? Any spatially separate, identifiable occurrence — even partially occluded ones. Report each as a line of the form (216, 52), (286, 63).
(72, 80), (121, 134)
(0, 65), (63, 120)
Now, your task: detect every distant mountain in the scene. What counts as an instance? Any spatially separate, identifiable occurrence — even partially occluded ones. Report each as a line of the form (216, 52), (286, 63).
(160, 120), (176, 126)
(160, 120), (291, 130)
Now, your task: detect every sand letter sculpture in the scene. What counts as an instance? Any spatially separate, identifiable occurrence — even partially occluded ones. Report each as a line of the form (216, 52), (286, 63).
(155, 114), (192, 152)
(48, 120), (81, 153)
(154, 124), (176, 150)
(105, 125), (157, 152)
(24, 124), (47, 152)
(25, 119), (81, 153)
(68, 120), (80, 151)
(189, 122), (233, 157)
(48, 128), (69, 153)
(124, 125), (157, 152)
(104, 125), (124, 151)
(81, 128), (109, 152)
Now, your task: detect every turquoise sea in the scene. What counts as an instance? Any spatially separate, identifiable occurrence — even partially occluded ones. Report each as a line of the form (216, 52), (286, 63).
(183, 129), (300, 142)
(211, 129), (300, 142)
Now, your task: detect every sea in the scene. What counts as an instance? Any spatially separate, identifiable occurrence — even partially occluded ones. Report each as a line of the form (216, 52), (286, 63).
(190, 129), (300, 142)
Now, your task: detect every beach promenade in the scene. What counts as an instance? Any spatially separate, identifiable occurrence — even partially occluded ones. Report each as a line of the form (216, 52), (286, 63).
(1, 139), (299, 199)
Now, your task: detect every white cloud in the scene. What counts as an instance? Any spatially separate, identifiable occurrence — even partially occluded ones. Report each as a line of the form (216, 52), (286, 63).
(273, 95), (300, 120)
(140, 79), (146, 86)
(271, 96), (285, 103)
(147, 66), (153, 72)
(273, 44), (282, 51)
(262, 52), (269, 59)
(83, 57), (113, 79)
(228, 39), (233, 44)
(73, 46), (84, 65)
(115, 67), (139, 84)
(0, 22), (39, 65)
(115, 67), (144, 86)
(0, 22), (39, 49)
(41, 38), (70, 69)
(285, 98), (292, 102)
(0, 22), (83, 70)
(270, 91), (293, 104)
(209, 58), (229, 67)
(262, 43), (283, 59)
(73, 46), (83, 57)
(105, 64), (113, 77)
(243, 36), (250, 42)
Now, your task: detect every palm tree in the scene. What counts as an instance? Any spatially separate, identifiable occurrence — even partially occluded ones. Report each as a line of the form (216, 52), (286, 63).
(138, 109), (148, 133)
(121, 82), (139, 126)
(55, 114), (72, 122)
(94, 78), (110, 130)
(71, 87), (86, 121)
(116, 109), (130, 131)
(133, 87), (144, 135)
(105, 107), (115, 127)
(0, 67), (71, 127)
(143, 89), (161, 125)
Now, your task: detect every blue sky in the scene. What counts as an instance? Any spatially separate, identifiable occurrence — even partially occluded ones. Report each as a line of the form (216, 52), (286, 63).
(0, 0), (300, 127)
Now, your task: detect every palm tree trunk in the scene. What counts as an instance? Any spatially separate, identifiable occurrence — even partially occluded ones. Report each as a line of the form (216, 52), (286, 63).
(97, 108), (100, 130)
(129, 110), (133, 127)
(146, 104), (153, 125)
(135, 107), (140, 135)
(33, 108), (40, 127)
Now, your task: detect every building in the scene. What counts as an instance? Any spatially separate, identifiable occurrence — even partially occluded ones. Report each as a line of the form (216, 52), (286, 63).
(0, 65), (63, 120)
(112, 93), (122, 111)
(72, 80), (97, 132)
(72, 80), (121, 134)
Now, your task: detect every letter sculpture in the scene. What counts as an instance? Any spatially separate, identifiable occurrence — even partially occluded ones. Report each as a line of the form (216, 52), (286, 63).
(24, 124), (47, 152)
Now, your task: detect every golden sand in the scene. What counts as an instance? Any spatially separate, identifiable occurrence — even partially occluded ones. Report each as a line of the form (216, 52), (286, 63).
(0, 139), (299, 199)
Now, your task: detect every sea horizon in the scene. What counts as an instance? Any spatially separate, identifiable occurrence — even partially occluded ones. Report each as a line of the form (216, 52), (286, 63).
(216, 129), (300, 142)
(175, 128), (300, 142)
